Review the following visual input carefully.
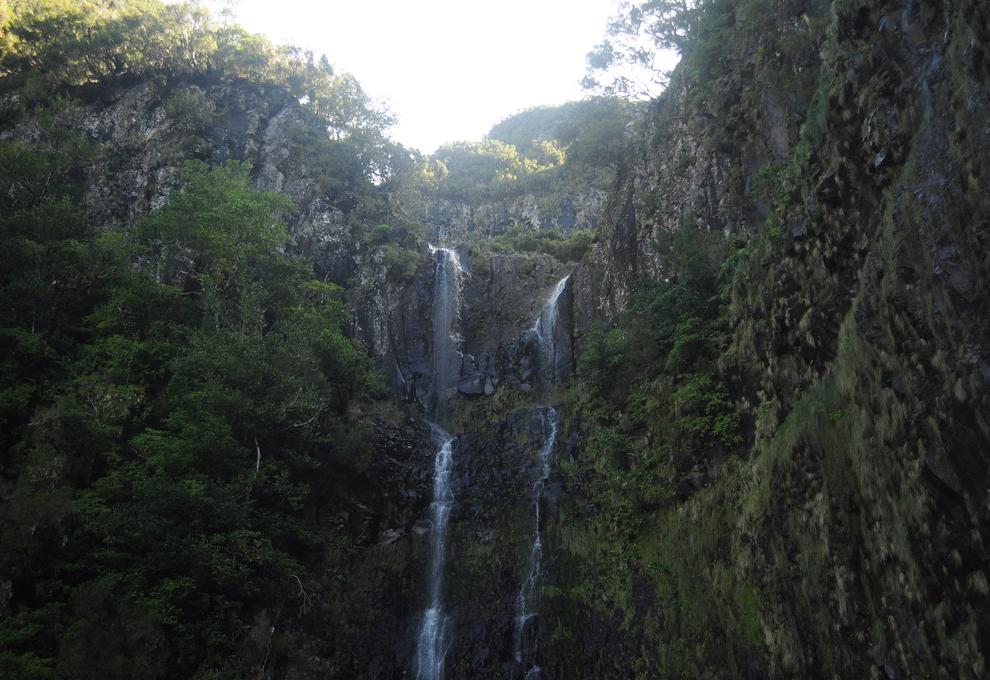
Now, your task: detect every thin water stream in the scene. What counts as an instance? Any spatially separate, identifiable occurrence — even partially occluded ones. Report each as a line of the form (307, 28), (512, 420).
(511, 408), (560, 676)
(415, 246), (464, 680)
(512, 274), (570, 677)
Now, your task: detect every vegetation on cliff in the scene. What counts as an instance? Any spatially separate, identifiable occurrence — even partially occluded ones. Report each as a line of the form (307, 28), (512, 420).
(0, 2), (419, 677)
(2, 0), (989, 678)
(0, 139), (383, 677)
(540, 0), (990, 677)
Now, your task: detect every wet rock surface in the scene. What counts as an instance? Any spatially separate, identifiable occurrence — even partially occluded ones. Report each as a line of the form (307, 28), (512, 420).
(353, 247), (575, 417)
(442, 407), (560, 679)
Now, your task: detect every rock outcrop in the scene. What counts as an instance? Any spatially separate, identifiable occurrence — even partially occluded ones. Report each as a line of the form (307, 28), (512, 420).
(417, 189), (606, 242)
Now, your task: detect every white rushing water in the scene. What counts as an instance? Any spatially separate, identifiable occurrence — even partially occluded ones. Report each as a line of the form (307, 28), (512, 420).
(511, 408), (560, 674)
(429, 246), (464, 421)
(415, 245), (463, 680)
(415, 426), (455, 680)
(511, 275), (570, 676)
(531, 275), (570, 386)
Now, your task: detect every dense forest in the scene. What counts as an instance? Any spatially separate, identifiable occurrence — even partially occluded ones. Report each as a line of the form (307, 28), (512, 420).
(1, 0), (988, 679)
(0, 3), (399, 677)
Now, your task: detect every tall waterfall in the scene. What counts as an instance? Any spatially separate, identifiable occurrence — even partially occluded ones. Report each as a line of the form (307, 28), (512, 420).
(511, 408), (560, 676)
(429, 246), (464, 421)
(415, 245), (463, 680)
(511, 275), (570, 676)
(531, 275), (570, 386)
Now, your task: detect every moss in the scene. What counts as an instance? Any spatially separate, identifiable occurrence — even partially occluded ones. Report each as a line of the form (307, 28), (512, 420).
(545, 0), (990, 674)
(448, 384), (536, 434)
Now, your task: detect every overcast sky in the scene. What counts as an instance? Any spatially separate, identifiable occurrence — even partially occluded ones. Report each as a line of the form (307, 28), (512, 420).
(223, 0), (632, 152)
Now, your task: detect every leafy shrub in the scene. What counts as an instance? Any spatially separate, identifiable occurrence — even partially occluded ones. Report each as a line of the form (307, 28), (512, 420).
(164, 84), (215, 131)
(491, 227), (596, 262)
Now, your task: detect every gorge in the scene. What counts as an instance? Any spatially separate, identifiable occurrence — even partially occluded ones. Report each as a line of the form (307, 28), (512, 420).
(1, 0), (989, 679)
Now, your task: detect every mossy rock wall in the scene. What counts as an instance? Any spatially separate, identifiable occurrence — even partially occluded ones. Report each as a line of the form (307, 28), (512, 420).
(543, 0), (990, 677)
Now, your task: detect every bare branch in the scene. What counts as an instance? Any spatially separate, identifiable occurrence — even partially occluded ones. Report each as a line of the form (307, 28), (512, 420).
(289, 574), (313, 615)
(286, 405), (325, 430)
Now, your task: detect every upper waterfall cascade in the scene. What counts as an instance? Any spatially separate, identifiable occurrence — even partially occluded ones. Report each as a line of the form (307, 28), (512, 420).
(428, 246), (464, 421)
(531, 275), (570, 386)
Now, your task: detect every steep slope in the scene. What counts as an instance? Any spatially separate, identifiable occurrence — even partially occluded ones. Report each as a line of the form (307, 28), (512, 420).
(546, 0), (990, 677)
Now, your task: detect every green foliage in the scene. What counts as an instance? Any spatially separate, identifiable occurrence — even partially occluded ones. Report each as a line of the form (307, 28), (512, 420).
(283, 108), (401, 214)
(378, 243), (421, 283)
(164, 84), (215, 132)
(490, 227), (595, 263)
(568, 223), (744, 544)
(139, 161), (291, 260)
(409, 99), (635, 251)
(1, 0), (219, 87)
(0, 0), (415, 267)
(351, 220), (425, 283)
(489, 98), (637, 172)
(414, 98), (635, 235)
(0, 148), (381, 676)
(584, 0), (713, 96)
(0, 23), (404, 673)
(429, 139), (563, 203)
(576, 325), (627, 385)
(0, 1), (399, 179)
(552, 224), (746, 674)
(671, 373), (742, 447)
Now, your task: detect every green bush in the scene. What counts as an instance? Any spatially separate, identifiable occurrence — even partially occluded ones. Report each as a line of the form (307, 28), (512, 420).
(490, 227), (596, 262)
(164, 85), (215, 131)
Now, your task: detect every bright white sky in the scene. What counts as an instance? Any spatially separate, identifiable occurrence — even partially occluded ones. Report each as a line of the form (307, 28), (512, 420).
(223, 0), (630, 153)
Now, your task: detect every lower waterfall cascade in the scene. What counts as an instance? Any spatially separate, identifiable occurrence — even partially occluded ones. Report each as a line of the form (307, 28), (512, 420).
(414, 427), (456, 680)
(511, 408), (560, 679)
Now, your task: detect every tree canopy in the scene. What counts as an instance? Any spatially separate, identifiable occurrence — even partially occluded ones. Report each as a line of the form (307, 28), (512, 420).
(583, 0), (711, 96)
(0, 125), (382, 676)
(0, 3), (398, 676)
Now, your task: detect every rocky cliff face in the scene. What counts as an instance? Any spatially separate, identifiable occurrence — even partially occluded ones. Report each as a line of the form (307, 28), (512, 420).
(576, 0), (827, 325)
(348, 245), (573, 411)
(547, 0), (990, 677)
(441, 408), (561, 678)
(417, 189), (605, 242)
(0, 77), (371, 285)
(723, 0), (990, 674)
(0, 74), (583, 426)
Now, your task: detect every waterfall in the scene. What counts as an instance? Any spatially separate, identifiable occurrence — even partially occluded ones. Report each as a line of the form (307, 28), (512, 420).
(510, 275), (570, 676)
(511, 408), (560, 676)
(531, 275), (570, 386)
(429, 246), (464, 421)
(415, 426), (455, 680)
(415, 245), (463, 680)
